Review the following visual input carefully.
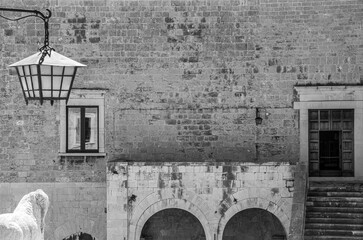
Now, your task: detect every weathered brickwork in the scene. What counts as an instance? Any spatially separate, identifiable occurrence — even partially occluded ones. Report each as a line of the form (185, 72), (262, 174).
(1, 0), (362, 176)
(107, 162), (305, 240)
(108, 107), (298, 163)
(0, 0), (362, 240)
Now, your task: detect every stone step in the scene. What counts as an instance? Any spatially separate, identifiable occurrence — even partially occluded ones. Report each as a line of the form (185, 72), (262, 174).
(306, 206), (363, 213)
(308, 191), (363, 197)
(309, 181), (363, 190)
(307, 197), (363, 202)
(305, 229), (363, 237)
(306, 212), (363, 219)
(305, 182), (363, 239)
(304, 236), (363, 240)
(305, 217), (363, 225)
(305, 223), (363, 231)
(306, 201), (363, 208)
(309, 186), (363, 192)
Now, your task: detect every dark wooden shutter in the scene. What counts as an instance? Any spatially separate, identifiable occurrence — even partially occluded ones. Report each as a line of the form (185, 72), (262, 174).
(341, 110), (354, 176)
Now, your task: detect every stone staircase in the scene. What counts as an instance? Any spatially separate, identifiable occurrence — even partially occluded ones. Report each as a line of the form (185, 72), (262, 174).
(304, 181), (363, 240)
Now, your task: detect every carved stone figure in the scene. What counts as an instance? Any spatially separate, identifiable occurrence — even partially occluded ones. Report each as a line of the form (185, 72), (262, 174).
(0, 189), (49, 240)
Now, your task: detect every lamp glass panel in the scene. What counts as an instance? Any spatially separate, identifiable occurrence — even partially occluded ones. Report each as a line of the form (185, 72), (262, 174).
(52, 90), (60, 98)
(33, 76), (40, 97)
(53, 66), (63, 75)
(20, 77), (28, 90)
(24, 66), (30, 75)
(41, 75), (52, 90)
(64, 67), (75, 75)
(42, 91), (51, 97)
(53, 76), (62, 90)
(34, 90), (40, 97)
(61, 91), (68, 98)
(30, 65), (38, 75)
(32, 76), (39, 90)
(61, 77), (72, 90)
(41, 65), (52, 75)
(17, 66), (24, 76)
(25, 76), (33, 90)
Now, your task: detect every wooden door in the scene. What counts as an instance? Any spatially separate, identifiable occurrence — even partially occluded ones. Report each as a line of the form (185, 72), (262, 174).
(308, 110), (354, 177)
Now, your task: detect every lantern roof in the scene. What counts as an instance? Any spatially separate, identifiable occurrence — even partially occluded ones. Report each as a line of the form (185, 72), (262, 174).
(9, 50), (86, 67)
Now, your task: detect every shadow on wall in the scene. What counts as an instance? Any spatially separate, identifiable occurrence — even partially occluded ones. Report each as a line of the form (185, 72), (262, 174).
(223, 208), (286, 240)
(63, 232), (96, 240)
(141, 209), (206, 240)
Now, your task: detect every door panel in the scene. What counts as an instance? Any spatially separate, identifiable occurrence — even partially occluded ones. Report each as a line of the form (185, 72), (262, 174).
(308, 110), (354, 177)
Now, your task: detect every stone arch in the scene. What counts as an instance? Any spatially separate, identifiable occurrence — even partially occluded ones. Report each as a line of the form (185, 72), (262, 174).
(63, 232), (96, 240)
(129, 189), (215, 240)
(54, 218), (103, 240)
(216, 197), (290, 239)
(215, 187), (291, 239)
(140, 208), (206, 240)
(222, 208), (286, 240)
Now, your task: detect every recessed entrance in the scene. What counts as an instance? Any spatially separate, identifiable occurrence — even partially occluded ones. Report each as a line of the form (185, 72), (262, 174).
(222, 208), (286, 240)
(140, 208), (206, 240)
(308, 109), (354, 177)
(319, 131), (341, 175)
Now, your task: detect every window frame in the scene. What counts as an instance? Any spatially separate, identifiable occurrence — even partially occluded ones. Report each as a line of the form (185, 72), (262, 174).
(59, 89), (106, 156)
(66, 105), (100, 153)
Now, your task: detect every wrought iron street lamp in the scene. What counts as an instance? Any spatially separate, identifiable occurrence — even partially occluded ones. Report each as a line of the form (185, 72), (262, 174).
(0, 8), (86, 105)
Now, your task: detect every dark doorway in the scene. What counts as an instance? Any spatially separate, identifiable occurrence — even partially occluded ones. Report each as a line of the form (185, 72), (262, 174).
(140, 208), (206, 240)
(319, 131), (341, 176)
(63, 232), (95, 240)
(222, 208), (286, 240)
(308, 109), (354, 177)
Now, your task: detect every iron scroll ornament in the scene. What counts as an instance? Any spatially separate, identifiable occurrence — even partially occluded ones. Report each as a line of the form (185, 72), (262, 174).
(0, 8), (86, 105)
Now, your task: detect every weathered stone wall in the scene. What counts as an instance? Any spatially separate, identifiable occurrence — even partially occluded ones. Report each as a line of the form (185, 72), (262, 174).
(0, 182), (106, 240)
(0, 1), (361, 240)
(109, 107), (298, 163)
(2, 0), (361, 172)
(107, 162), (304, 240)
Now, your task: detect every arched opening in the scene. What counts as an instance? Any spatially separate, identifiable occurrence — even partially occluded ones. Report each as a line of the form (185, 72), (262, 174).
(222, 208), (286, 240)
(63, 232), (95, 240)
(140, 208), (206, 240)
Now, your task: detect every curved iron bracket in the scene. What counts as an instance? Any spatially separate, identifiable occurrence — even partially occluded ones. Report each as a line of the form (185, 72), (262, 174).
(0, 8), (51, 21)
(0, 8), (53, 63)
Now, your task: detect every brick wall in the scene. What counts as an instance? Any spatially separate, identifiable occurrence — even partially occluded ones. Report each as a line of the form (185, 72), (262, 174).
(1, 0), (361, 175)
(108, 107), (298, 163)
(0, 1), (361, 239)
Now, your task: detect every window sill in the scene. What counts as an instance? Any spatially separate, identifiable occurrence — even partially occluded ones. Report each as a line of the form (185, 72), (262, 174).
(58, 152), (107, 157)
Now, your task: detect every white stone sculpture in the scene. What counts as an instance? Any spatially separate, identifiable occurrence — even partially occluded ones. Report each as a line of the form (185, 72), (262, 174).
(0, 189), (49, 240)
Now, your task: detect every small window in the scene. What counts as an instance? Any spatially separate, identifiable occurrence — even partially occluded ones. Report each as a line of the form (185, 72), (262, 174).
(59, 89), (106, 155)
(67, 106), (99, 153)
